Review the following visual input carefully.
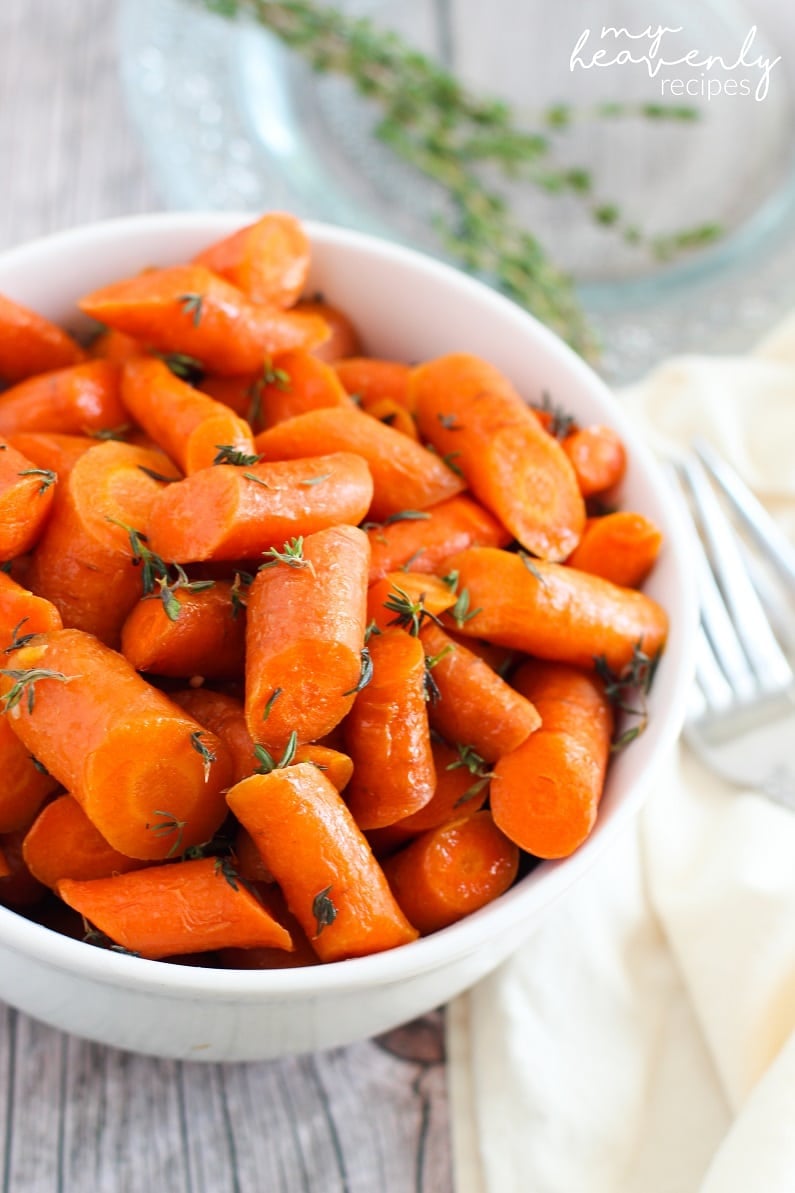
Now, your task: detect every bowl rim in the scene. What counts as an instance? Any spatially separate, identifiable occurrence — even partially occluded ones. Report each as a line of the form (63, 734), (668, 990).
(0, 211), (698, 999)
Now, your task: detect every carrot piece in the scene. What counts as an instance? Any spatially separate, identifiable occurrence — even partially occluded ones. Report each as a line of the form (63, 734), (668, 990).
(366, 571), (458, 633)
(120, 579), (246, 680)
(0, 293), (86, 383)
(6, 432), (97, 482)
(566, 512), (664, 588)
(219, 885), (320, 969)
(395, 738), (491, 834)
(79, 265), (328, 375)
(382, 811), (519, 935)
(193, 212), (310, 308)
(245, 524), (369, 750)
(296, 298), (362, 362)
(88, 327), (143, 364)
(256, 349), (352, 429)
(490, 660), (614, 858)
(0, 628), (233, 860)
(57, 856), (293, 960)
(0, 716), (60, 834)
(361, 397), (419, 441)
(22, 795), (144, 889)
(365, 494), (511, 584)
(0, 360), (125, 436)
(146, 451), (373, 563)
(170, 688), (257, 783)
(293, 744), (354, 791)
(26, 441), (175, 646)
(0, 566), (62, 643)
(0, 828), (47, 909)
(198, 373), (256, 420)
(0, 436), (57, 560)
(333, 357), (412, 409)
(419, 622), (540, 762)
(444, 629), (514, 675)
(254, 406), (464, 520)
(562, 424), (626, 498)
(411, 353), (586, 560)
(226, 764), (418, 961)
(121, 357), (255, 474)
(343, 629), (436, 829)
(441, 547), (668, 673)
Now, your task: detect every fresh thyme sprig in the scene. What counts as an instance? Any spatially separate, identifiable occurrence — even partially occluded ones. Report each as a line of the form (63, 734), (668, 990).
(190, 730), (217, 780)
(382, 584), (441, 636)
(197, 0), (721, 356)
(253, 731), (299, 773)
(2, 619), (38, 654)
(145, 810), (187, 858)
(341, 647), (373, 696)
(213, 444), (263, 466)
(594, 642), (662, 752)
(312, 885), (337, 936)
(447, 743), (495, 805)
(18, 468), (57, 494)
(259, 537), (316, 577)
(0, 668), (75, 714)
(107, 518), (170, 595)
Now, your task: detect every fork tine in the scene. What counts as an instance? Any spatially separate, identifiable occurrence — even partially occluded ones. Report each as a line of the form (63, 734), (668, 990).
(680, 455), (794, 692)
(693, 438), (795, 590)
(693, 627), (735, 712)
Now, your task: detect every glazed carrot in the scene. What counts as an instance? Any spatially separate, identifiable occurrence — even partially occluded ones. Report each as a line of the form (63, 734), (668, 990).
(170, 688), (257, 783)
(121, 357), (254, 474)
(6, 431), (97, 481)
(219, 885), (320, 969)
(245, 524), (369, 750)
(0, 828), (47, 909)
(80, 265), (328, 375)
(256, 349), (352, 428)
(88, 327), (143, 363)
(0, 436), (57, 559)
(146, 451), (373, 563)
(199, 373), (255, 420)
(193, 212), (310, 308)
(0, 628), (233, 859)
(365, 494), (511, 583)
(57, 856), (293, 960)
(120, 579), (246, 680)
(226, 764), (418, 962)
(294, 744), (354, 791)
(411, 353), (585, 560)
(566, 512), (663, 588)
(366, 571), (457, 632)
(394, 738), (491, 834)
(419, 621), (540, 761)
(23, 795), (144, 889)
(441, 547), (668, 672)
(254, 406), (464, 520)
(490, 660), (614, 858)
(26, 441), (175, 646)
(0, 568), (62, 645)
(296, 298), (361, 362)
(0, 292), (86, 383)
(362, 398), (419, 440)
(382, 812), (519, 935)
(0, 716), (60, 834)
(562, 424), (626, 497)
(343, 629), (436, 829)
(333, 357), (412, 409)
(0, 360), (125, 436)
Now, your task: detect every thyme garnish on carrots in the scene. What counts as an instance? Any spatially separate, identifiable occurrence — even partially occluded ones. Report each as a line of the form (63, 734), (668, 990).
(145, 810), (187, 858)
(0, 668), (75, 714)
(448, 743), (495, 805)
(594, 641), (662, 752)
(312, 885), (337, 936)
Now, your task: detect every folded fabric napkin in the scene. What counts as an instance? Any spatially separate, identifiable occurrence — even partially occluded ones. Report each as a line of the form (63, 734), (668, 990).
(447, 325), (795, 1193)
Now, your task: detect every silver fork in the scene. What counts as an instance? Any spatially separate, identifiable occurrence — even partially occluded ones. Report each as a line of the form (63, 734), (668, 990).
(671, 441), (795, 811)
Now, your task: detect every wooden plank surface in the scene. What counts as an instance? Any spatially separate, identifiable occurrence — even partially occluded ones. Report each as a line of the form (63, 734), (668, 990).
(0, 2), (451, 1190)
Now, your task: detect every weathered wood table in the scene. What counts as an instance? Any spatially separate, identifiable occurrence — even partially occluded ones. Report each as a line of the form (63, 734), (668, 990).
(0, 3), (450, 1189)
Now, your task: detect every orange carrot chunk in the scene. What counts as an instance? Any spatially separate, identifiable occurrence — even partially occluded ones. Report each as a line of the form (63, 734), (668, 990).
(26, 441), (176, 647)
(0, 360), (125, 436)
(333, 358), (412, 410)
(87, 327), (144, 364)
(0, 629), (233, 860)
(193, 212), (310, 308)
(0, 293), (86, 383)
(419, 622), (540, 762)
(0, 568), (63, 642)
(0, 715), (60, 834)
(565, 512), (663, 588)
(57, 856), (293, 960)
(441, 547), (668, 673)
(79, 265), (328, 375)
(382, 811), (519, 935)
(366, 571), (457, 633)
(245, 524), (369, 750)
(170, 688), (258, 783)
(254, 405), (464, 520)
(6, 432), (98, 482)
(0, 436), (57, 560)
(146, 451), (373, 563)
(490, 660), (614, 858)
(365, 494), (511, 584)
(121, 357), (255, 474)
(120, 579), (246, 680)
(256, 348), (352, 428)
(23, 795), (144, 889)
(297, 299), (362, 363)
(411, 353), (585, 560)
(226, 764), (418, 962)
(393, 738), (491, 834)
(343, 629), (436, 829)
(562, 424), (626, 498)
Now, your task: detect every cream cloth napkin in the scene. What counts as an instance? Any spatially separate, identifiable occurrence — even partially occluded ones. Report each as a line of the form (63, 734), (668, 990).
(447, 326), (795, 1193)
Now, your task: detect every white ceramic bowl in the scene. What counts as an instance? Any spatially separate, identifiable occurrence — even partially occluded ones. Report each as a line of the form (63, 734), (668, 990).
(0, 214), (697, 1061)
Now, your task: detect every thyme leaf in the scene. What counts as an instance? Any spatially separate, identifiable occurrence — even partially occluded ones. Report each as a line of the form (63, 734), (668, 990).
(518, 551), (548, 585)
(178, 292), (204, 326)
(213, 444), (263, 467)
(594, 642), (662, 753)
(312, 885), (337, 937)
(2, 618), (38, 654)
(382, 584), (441, 636)
(259, 537), (315, 577)
(145, 810), (187, 858)
(262, 687), (283, 720)
(0, 668), (75, 714)
(342, 648), (373, 696)
(18, 468), (56, 494)
(450, 586), (482, 628)
(252, 730), (299, 774)
(156, 352), (205, 384)
(190, 730), (217, 780)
